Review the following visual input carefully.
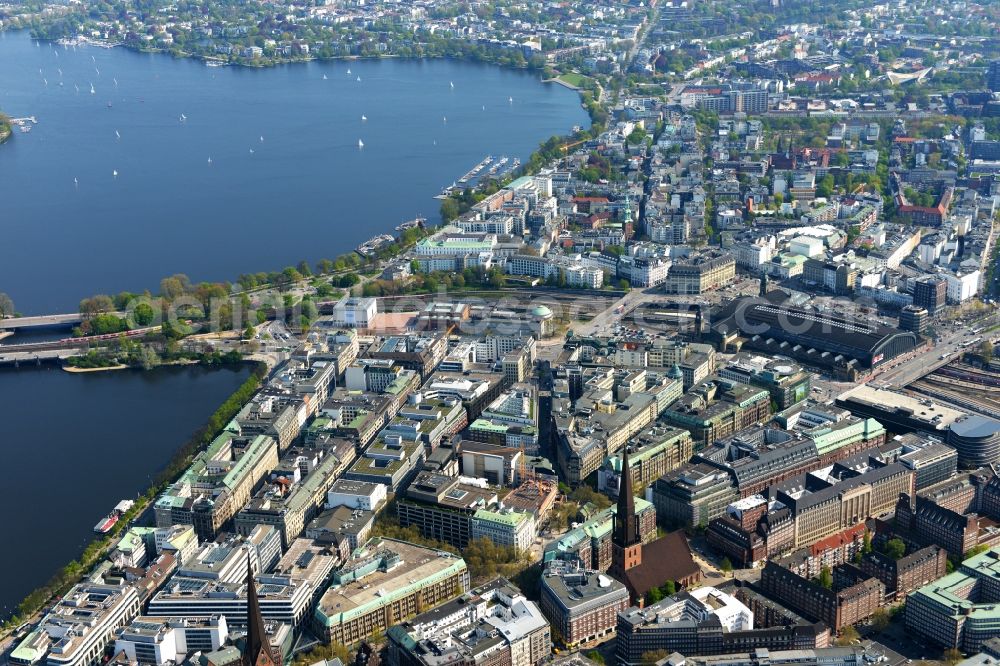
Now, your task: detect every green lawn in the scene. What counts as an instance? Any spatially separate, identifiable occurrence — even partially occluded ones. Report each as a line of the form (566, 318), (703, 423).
(557, 72), (591, 88)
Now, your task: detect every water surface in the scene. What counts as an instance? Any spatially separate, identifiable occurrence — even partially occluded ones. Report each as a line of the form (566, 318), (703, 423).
(0, 32), (588, 313)
(0, 364), (250, 614)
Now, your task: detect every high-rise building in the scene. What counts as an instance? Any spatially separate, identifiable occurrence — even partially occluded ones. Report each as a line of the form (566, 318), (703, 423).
(912, 275), (947, 316)
(899, 305), (929, 334)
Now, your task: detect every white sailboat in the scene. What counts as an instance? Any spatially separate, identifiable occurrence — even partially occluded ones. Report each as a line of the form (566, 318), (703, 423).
(115, 129), (121, 140)
(113, 77), (118, 87)
(260, 135), (264, 142)
(361, 114), (367, 122)
(442, 116), (447, 123)
(249, 147), (254, 154)
(356, 76), (361, 82)
(347, 67), (351, 74)
(450, 81), (454, 89)
(358, 139), (364, 148)
(207, 156), (213, 165)
(112, 170), (118, 178)
(323, 74), (328, 80)
(179, 113), (187, 122)
(74, 177), (79, 187)
(90, 82), (95, 94)
(508, 96), (513, 103)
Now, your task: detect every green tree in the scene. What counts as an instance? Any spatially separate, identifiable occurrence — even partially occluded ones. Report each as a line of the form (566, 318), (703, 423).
(133, 302), (156, 326)
(943, 648), (962, 665)
(0, 292), (15, 317)
(981, 340), (993, 364)
(80, 294), (115, 315)
(720, 557), (733, 574)
(641, 650), (670, 666)
(871, 607), (890, 633)
(585, 651), (605, 665)
(440, 197), (461, 221)
(835, 625), (860, 646)
(863, 530), (873, 554)
(819, 565), (833, 589)
(884, 538), (906, 560)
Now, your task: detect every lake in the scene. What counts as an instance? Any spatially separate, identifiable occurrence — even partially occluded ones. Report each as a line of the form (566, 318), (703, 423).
(0, 31), (588, 314)
(0, 364), (251, 615)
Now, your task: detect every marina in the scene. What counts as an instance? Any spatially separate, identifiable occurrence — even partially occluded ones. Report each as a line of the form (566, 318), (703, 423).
(436, 153), (522, 198)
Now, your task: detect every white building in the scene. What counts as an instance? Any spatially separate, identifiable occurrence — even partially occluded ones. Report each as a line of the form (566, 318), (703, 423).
(154, 525), (198, 566)
(471, 507), (536, 552)
(732, 240), (773, 270)
(330, 297), (377, 329)
(326, 479), (387, 512)
(113, 616), (228, 665)
(687, 587), (754, 631)
(14, 583), (141, 666)
(788, 235), (824, 258)
(946, 270), (980, 303)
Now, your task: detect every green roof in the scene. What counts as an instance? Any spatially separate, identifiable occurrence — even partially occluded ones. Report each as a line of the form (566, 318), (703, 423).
(473, 508), (530, 527)
(12, 630), (47, 663)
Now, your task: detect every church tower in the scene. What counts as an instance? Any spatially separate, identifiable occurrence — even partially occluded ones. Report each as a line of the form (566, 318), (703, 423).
(610, 448), (643, 581)
(243, 556), (278, 666)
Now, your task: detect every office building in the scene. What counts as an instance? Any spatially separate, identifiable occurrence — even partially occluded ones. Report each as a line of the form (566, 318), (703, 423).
(540, 560), (630, 648)
(387, 578), (550, 666)
(314, 538), (471, 645)
(906, 548), (1000, 652)
(12, 583), (141, 666)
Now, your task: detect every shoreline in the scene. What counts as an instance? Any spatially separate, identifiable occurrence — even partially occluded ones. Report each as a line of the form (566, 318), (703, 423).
(62, 363), (128, 373)
(0, 361), (265, 631)
(544, 77), (581, 91)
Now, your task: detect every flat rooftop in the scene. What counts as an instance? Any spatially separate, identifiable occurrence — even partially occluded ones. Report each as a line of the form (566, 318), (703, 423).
(316, 538), (466, 626)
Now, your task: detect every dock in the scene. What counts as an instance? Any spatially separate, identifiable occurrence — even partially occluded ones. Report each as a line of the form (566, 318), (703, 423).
(456, 155), (494, 185)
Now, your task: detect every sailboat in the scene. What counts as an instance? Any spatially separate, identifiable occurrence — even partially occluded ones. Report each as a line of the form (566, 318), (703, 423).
(508, 96), (513, 103)
(361, 114), (367, 122)
(442, 116), (447, 123)
(358, 139), (364, 148)
(74, 84), (79, 93)
(58, 68), (62, 76)
(450, 81), (454, 89)
(356, 76), (361, 82)
(43, 78), (47, 86)
(207, 157), (213, 165)
(347, 67), (351, 75)
(259, 135), (264, 143)
(115, 129), (121, 140)
(95, 67), (100, 76)
(249, 147), (254, 154)
(113, 77), (118, 87)
(90, 82), (95, 94)
(112, 170), (118, 178)
(74, 177), (79, 186)
(179, 113), (187, 122)
(323, 74), (328, 80)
